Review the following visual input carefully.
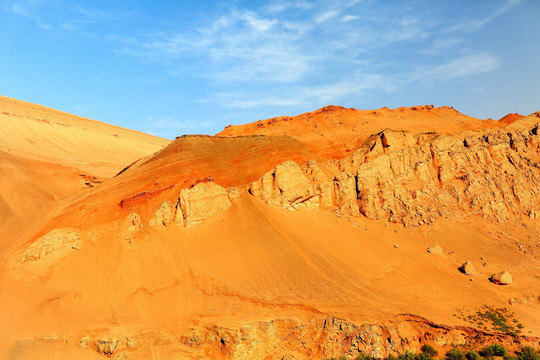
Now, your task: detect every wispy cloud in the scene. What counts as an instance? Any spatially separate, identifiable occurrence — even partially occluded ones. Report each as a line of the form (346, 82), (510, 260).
(4, 1), (133, 35)
(413, 53), (500, 81)
(263, 0), (314, 14)
(315, 10), (340, 23)
(446, 0), (521, 32)
(115, 0), (511, 113)
(205, 71), (393, 111)
(6, 2), (52, 29)
(420, 38), (464, 55)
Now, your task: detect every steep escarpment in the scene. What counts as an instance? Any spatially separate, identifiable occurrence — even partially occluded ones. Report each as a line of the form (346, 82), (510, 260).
(248, 114), (540, 226)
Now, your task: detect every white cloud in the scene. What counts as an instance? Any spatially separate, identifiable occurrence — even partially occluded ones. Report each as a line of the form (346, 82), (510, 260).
(263, 1), (313, 13)
(413, 53), (500, 80)
(205, 71), (392, 111)
(446, 0), (521, 32)
(342, 15), (359, 22)
(116, 1), (508, 117)
(315, 10), (340, 23)
(420, 38), (464, 55)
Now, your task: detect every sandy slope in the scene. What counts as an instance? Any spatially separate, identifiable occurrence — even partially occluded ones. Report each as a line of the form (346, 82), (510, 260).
(0, 96), (169, 252)
(0, 95), (169, 178)
(2, 196), (539, 359)
(0, 101), (538, 359)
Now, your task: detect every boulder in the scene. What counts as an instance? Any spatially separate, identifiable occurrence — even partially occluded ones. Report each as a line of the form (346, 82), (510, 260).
(458, 260), (476, 275)
(96, 336), (119, 355)
(427, 245), (443, 255)
(490, 271), (512, 285)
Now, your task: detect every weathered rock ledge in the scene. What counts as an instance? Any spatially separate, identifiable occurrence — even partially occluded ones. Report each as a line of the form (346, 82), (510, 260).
(248, 119), (540, 227)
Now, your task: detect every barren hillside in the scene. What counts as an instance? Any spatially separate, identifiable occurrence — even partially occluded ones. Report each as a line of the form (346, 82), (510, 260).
(1, 101), (539, 360)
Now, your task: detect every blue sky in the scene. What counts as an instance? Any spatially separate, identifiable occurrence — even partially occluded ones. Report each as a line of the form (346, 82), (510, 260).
(1, 0), (538, 139)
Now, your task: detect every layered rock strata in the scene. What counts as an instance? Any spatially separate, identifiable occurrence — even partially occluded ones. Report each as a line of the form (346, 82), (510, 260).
(248, 119), (540, 226)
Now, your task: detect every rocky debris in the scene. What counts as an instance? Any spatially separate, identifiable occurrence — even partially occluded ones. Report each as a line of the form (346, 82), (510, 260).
(119, 184), (176, 209)
(149, 200), (174, 226)
(78, 337), (90, 348)
(97, 336), (120, 355)
(490, 270), (513, 285)
(427, 245), (443, 255)
(509, 294), (540, 305)
(458, 260), (476, 275)
(177, 181), (232, 226)
(227, 187), (240, 200)
(126, 335), (138, 349)
(128, 212), (142, 232)
(79, 173), (102, 188)
(12, 314), (540, 359)
(20, 228), (81, 262)
(246, 120), (540, 227)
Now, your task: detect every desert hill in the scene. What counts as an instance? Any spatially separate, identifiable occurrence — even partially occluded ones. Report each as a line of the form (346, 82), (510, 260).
(218, 105), (504, 159)
(0, 96), (169, 251)
(0, 95), (169, 177)
(0, 101), (539, 360)
(499, 113), (525, 125)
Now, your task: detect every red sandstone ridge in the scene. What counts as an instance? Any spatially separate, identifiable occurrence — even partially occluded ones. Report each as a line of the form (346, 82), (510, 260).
(1, 99), (539, 360)
(499, 112), (525, 124)
(218, 105), (502, 159)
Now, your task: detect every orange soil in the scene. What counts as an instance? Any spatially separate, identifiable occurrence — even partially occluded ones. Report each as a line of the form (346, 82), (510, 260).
(0, 99), (538, 359)
(218, 105), (503, 159)
(498, 113), (525, 125)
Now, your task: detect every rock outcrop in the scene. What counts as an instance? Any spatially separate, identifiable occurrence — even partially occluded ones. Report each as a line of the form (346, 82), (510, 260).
(458, 260), (476, 275)
(427, 245), (443, 255)
(15, 314), (539, 360)
(177, 181), (233, 226)
(145, 181), (235, 228)
(249, 161), (320, 210)
(20, 228), (81, 262)
(490, 271), (513, 285)
(247, 120), (540, 227)
(149, 201), (174, 226)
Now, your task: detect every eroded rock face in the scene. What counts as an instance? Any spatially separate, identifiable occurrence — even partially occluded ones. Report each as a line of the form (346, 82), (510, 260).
(149, 201), (174, 226)
(143, 182), (236, 228)
(249, 161), (320, 210)
(178, 182), (232, 226)
(247, 123), (540, 227)
(20, 228), (81, 262)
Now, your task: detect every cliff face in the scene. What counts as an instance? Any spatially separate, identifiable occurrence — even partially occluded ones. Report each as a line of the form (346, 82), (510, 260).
(248, 115), (540, 227)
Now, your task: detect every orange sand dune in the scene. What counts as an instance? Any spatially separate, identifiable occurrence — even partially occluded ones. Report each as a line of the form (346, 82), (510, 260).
(0, 95), (169, 178)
